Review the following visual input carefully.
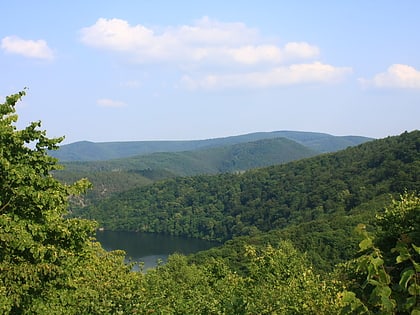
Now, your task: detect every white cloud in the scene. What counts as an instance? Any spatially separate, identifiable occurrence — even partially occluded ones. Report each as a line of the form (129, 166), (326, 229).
(359, 64), (420, 89)
(227, 45), (282, 65)
(171, 16), (259, 46)
(182, 62), (352, 89)
(81, 17), (350, 89)
(80, 17), (319, 66)
(284, 42), (320, 60)
(80, 18), (154, 52)
(97, 98), (126, 107)
(1, 36), (54, 60)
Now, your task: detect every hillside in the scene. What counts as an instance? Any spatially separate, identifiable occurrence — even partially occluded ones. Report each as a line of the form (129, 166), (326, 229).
(72, 131), (419, 268)
(50, 130), (372, 161)
(54, 137), (317, 199)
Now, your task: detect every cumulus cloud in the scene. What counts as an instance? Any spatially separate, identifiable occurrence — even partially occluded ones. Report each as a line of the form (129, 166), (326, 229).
(182, 62), (352, 89)
(283, 42), (320, 60)
(1, 36), (54, 60)
(80, 17), (319, 65)
(97, 98), (126, 107)
(359, 64), (420, 89)
(81, 17), (351, 89)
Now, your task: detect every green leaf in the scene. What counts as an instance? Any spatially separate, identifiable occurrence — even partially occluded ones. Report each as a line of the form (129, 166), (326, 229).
(380, 294), (396, 312)
(378, 285), (392, 298)
(413, 261), (420, 272)
(372, 257), (384, 268)
(341, 291), (357, 303)
(400, 269), (415, 289)
(396, 243), (411, 263)
(377, 269), (390, 285)
(359, 238), (373, 251)
(405, 296), (416, 310)
(408, 283), (420, 296)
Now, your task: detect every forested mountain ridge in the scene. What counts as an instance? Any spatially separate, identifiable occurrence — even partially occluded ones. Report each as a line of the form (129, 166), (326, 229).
(54, 137), (317, 200)
(112, 137), (318, 175)
(74, 130), (419, 244)
(50, 130), (372, 161)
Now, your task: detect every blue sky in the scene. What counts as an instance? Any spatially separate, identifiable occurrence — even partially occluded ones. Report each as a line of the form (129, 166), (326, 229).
(1, 1), (419, 144)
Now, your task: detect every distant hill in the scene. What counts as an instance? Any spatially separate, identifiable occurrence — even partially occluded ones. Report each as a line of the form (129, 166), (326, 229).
(55, 137), (317, 199)
(50, 130), (372, 161)
(73, 130), (419, 242)
(101, 137), (318, 175)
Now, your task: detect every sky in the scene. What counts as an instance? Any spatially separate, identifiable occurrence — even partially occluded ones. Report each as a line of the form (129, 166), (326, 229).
(1, 1), (419, 144)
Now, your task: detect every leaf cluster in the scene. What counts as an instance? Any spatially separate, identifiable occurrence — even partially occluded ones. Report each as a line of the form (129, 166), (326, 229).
(0, 92), (143, 314)
(341, 192), (420, 314)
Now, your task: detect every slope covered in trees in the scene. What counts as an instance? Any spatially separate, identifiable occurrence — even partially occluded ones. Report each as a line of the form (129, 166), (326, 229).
(103, 137), (318, 176)
(71, 130), (418, 272)
(54, 137), (317, 200)
(50, 130), (372, 161)
(77, 130), (419, 241)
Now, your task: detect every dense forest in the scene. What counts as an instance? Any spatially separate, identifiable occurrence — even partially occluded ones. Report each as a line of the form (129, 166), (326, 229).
(1, 91), (419, 314)
(53, 132), (372, 201)
(53, 137), (319, 200)
(71, 130), (419, 270)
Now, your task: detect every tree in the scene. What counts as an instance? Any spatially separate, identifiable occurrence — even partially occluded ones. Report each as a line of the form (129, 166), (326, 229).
(0, 91), (142, 314)
(140, 242), (342, 314)
(240, 241), (342, 314)
(341, 192), (420, 314)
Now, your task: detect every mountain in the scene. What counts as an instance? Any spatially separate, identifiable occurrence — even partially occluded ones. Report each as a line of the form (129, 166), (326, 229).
(50, 130), (372, 161)
(54, 137), (318, 199)
(73, 130), (419, 242)
(69, 130), (418, 272)
(87, 137), (317, 174)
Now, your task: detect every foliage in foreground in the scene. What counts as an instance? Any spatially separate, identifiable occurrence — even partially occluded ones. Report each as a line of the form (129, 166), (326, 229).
(0, 91), (143, 314)
(139, 241), (342, 314)
(340, 192), (420, 314)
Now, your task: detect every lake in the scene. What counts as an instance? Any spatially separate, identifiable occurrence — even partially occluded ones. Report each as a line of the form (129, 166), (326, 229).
(96, 230), (219, 270)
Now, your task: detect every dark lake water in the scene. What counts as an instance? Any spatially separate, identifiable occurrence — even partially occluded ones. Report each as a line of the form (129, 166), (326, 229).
(96, 230), (219, 270)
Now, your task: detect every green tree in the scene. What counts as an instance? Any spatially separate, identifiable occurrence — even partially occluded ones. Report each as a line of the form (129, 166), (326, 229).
(341, 192), (420, 314)
(240, 241), (342, 314)
(0, 91), (142, 314)
(140, 242), (342, 314)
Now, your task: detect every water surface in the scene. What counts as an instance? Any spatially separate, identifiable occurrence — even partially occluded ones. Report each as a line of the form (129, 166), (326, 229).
(96, 230), (219, 270)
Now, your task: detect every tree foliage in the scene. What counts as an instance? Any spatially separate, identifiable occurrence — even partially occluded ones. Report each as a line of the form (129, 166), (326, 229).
(0, 91), (143, 314)
(139, 241), (342, 314)
(341, 192), (420, 314)
(77, 130), (419, 241)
